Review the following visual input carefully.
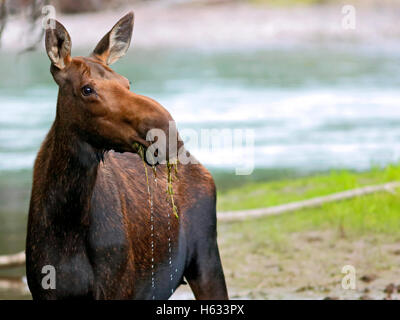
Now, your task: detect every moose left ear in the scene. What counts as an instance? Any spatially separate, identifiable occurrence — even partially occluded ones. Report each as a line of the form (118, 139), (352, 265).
(45, 20), (71, 70)
(92, 12), (134, 65)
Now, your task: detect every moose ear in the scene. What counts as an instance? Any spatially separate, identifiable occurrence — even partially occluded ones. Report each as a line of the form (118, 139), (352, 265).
(92, 12), (134, 65)
(45, 20), (72, 70)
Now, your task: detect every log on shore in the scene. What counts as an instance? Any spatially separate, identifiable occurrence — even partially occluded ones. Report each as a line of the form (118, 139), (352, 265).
(0, 251), (25, 269)
(218, 181), (400, 222)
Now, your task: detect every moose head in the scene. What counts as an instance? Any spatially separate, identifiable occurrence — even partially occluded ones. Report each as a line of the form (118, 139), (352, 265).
(45, 12), (182, 164)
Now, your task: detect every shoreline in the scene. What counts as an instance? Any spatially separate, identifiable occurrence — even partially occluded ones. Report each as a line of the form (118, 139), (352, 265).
(2, 2), (400, 52)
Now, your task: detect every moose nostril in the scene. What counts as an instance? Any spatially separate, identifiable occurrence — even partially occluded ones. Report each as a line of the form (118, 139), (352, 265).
(123, 118), (132, 125)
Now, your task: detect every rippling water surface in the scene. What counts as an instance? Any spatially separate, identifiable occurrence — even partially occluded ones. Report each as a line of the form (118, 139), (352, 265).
(2, 47), (400, 173)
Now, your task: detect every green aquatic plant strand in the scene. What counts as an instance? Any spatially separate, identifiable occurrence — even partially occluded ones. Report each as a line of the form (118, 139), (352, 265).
(137, 145), (150, 192)
(166, 160), (179, 219)
(135, 143), (156, 299)
(134, 142), (179, 218)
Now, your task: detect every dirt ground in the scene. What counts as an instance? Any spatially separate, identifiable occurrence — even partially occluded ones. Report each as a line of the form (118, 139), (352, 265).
(2, 228), (400, 299)
(215, 229), (400, 300)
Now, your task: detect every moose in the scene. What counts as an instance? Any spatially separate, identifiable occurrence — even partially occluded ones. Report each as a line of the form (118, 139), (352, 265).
(26, 12), (228, 300)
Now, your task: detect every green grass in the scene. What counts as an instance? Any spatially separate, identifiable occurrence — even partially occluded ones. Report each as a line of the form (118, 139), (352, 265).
(217, 164), (400, 238)
(221, 190), (400, 239)
(217, 164), (400, 211)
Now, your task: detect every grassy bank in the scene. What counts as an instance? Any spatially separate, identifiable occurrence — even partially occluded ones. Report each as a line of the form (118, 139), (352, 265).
(217, 164), (400, 236)
(217, 164), (400, 298)
(218, 164), (400, 211)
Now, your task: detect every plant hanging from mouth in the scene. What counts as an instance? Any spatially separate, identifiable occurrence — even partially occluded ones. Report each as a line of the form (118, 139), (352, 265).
(166, 159), (179, 218)
(135, 143), (179, 218)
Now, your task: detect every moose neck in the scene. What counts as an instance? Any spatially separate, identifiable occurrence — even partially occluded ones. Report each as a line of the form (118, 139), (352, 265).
(42, 115), (102, 226)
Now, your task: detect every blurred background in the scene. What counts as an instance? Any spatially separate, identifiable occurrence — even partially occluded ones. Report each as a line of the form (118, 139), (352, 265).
(2, 0), (400, 300)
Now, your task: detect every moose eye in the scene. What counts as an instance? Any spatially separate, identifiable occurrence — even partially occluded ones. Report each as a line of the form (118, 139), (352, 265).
(81, 85), (94, 96)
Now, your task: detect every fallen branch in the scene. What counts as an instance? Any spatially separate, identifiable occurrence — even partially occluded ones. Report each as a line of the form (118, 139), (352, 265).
(0, 276), (28, 293)
(0, 251), (25, 269)
(217, 181), (400, 222)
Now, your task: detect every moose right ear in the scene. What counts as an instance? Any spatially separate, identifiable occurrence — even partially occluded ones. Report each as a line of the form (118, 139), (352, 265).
(45, 20), (71, 70)
(91, 12), (134, 65)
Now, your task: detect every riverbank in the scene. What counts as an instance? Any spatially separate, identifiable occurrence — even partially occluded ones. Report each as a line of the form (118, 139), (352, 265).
(216, 163), (400, 299)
